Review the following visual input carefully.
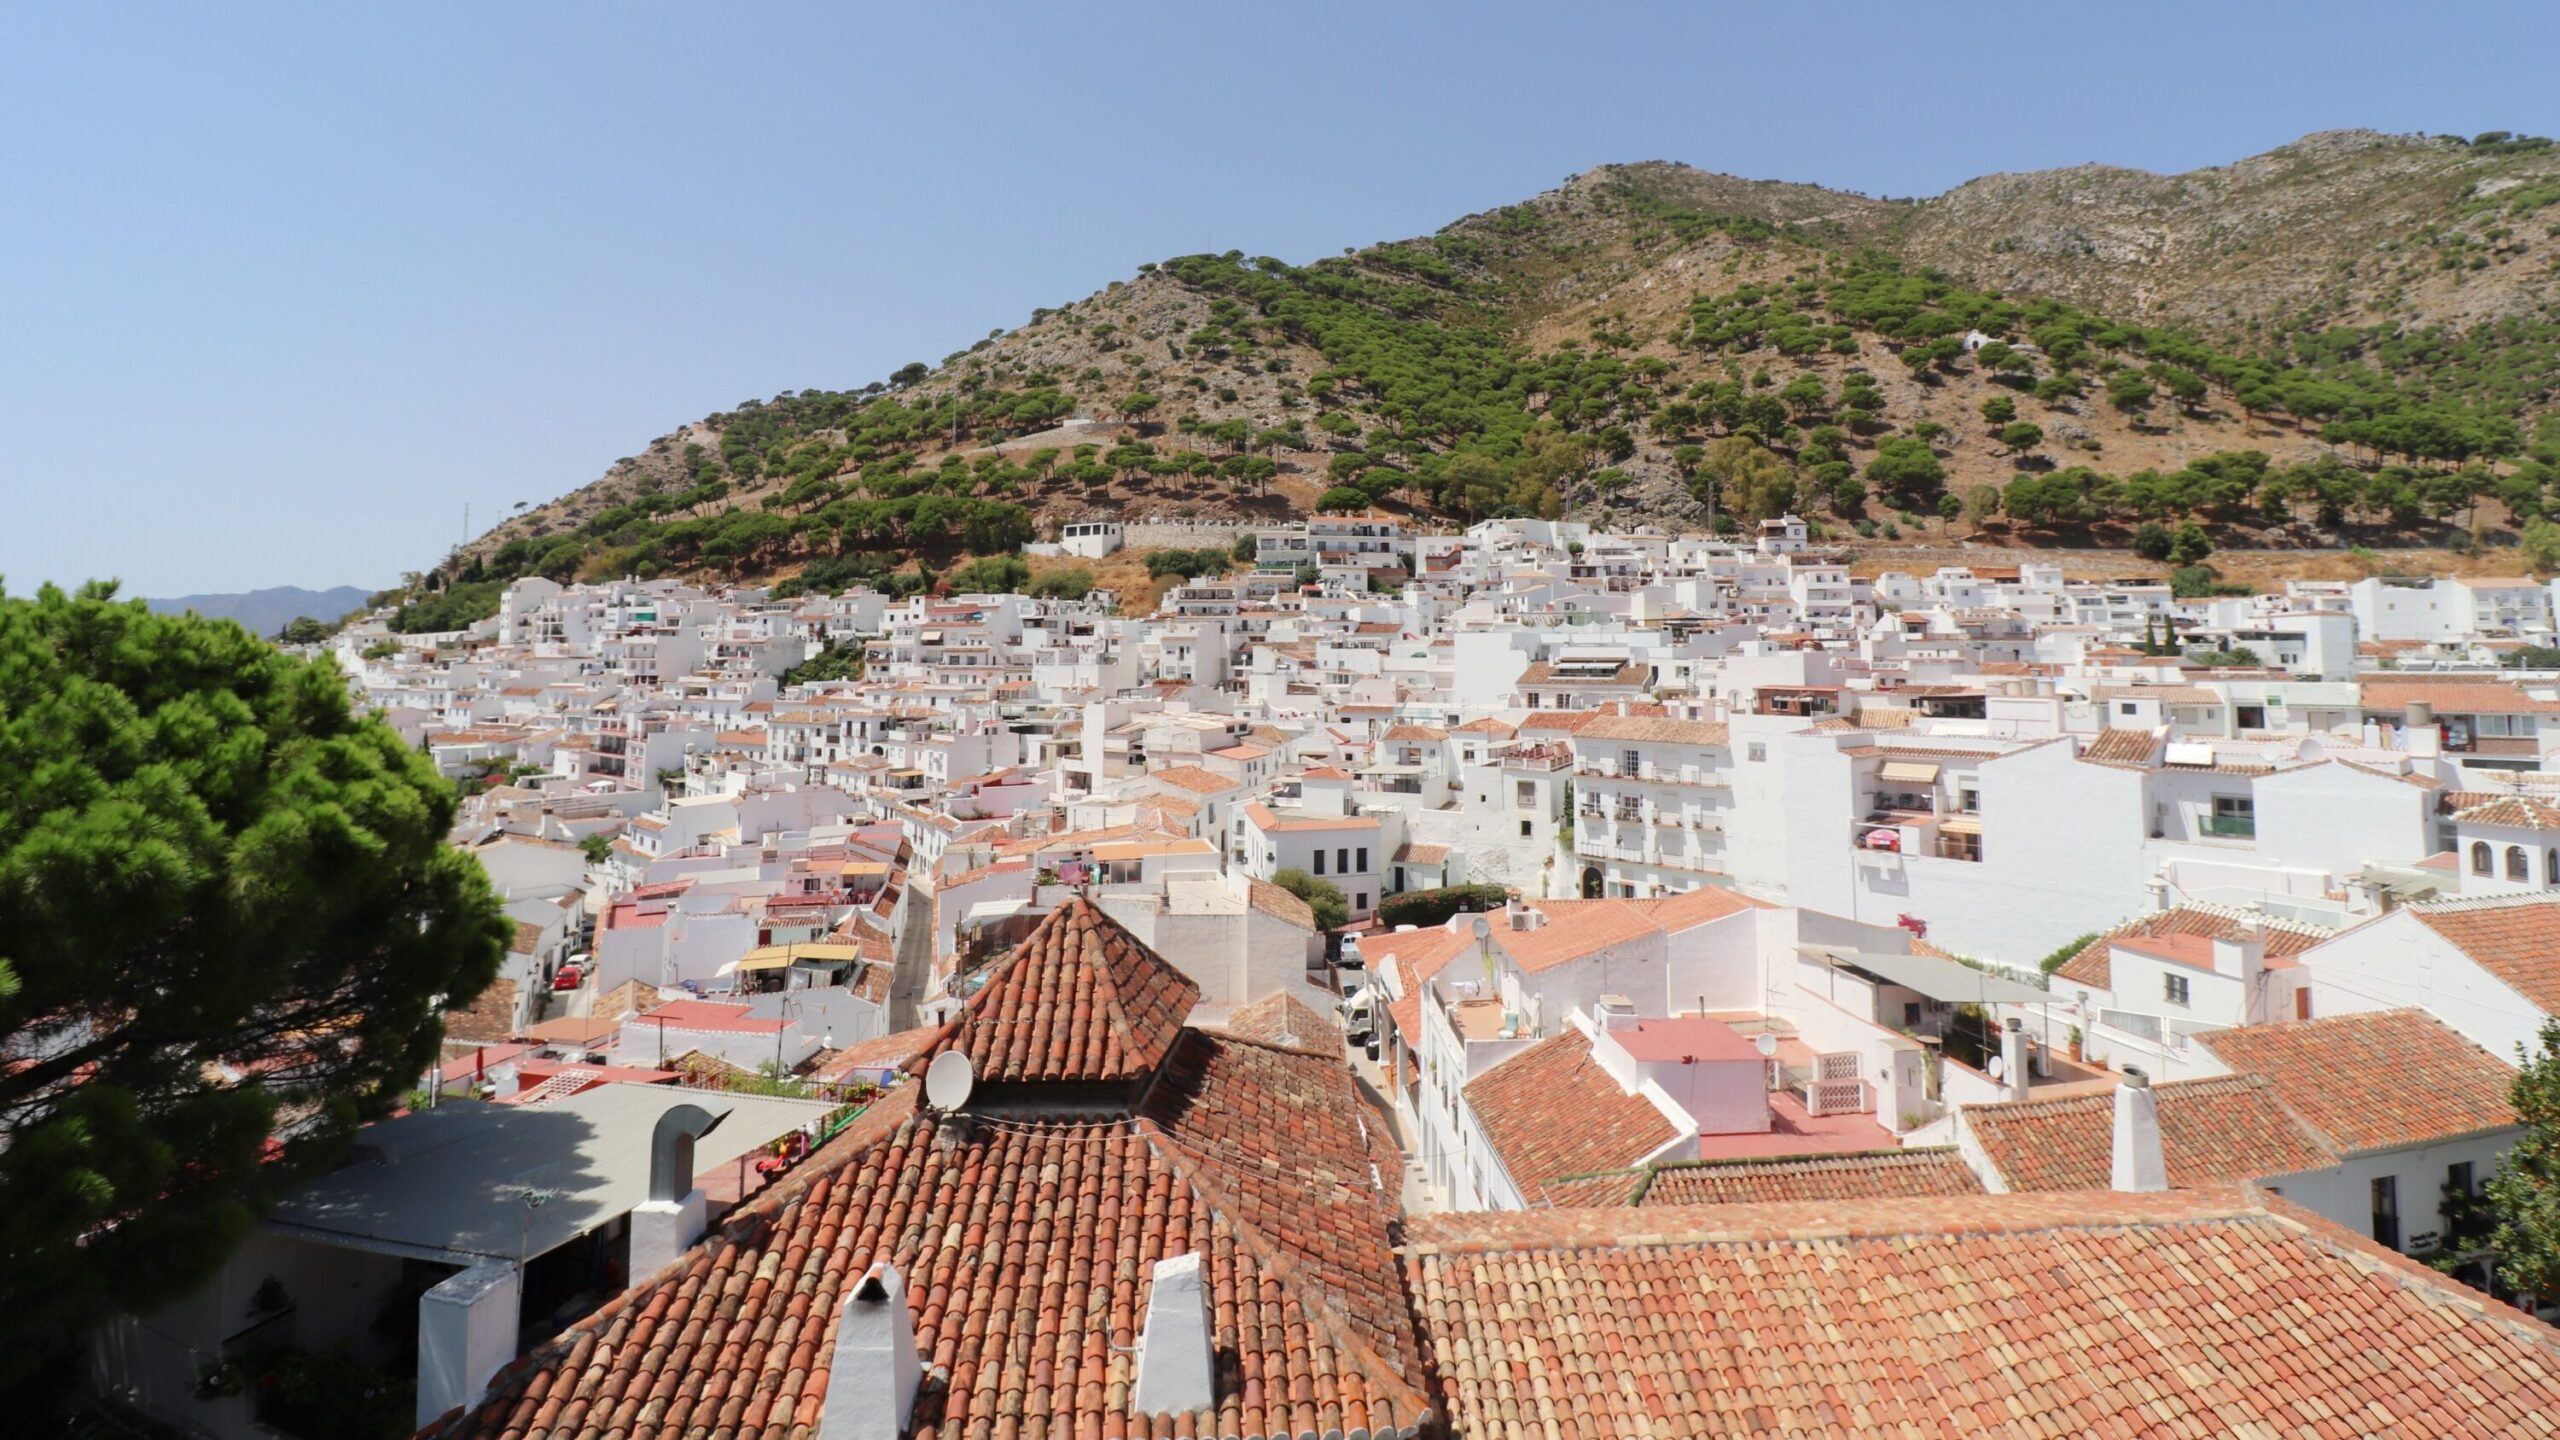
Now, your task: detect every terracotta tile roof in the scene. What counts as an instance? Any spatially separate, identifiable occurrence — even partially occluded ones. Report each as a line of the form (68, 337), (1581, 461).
(2364, 679), (2560, 715)
(2409, 895), (2560, 1015)
(1404, 1187), (2560, 1439)
(1516, 660), (1647, 688)
(1463, 1028), (1677, 1195)
(947, 897), (1198, 1085)
(506, 919), (545, 956)
(1570, 714), (1730, 746)
(2455, 795), (2560, 831)
(452, 1032), (1431, 1440)
(1145, 763), (1239, 795)
(2060, 903), (2337, 991)
(1218, 990), (1343, 1050)
(808, 1023), (945, 1082)
(1380, 723), (1448, 742)
(1451, 717), (1517, 737)
(1964, 1074), (2338, 1192)
(441, 978), (520, 1044)
(1243, 876), (1317, 929)
(1548, 1147), (1984, 1208)
(1494, 900), (1665, 972)
(2198, 1009), (2517, 1153)
(1391, 841), (1450, 864)
(1241, 801), (1380, 834)
(2079, 726), (2162, 765)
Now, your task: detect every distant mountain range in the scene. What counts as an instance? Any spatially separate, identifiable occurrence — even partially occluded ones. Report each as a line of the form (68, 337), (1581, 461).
(144, 585), (375, 637)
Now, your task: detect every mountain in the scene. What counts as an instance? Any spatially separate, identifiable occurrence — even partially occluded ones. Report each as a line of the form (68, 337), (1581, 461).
(145, 585), (375, 638)
(424, 128), (2560, 607)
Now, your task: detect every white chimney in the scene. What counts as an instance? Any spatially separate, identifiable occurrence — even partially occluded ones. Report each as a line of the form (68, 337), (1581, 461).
(2000, 1017), (2029, 1101)
(1132, 1252), (1216, 1416)
(630, 1102), (726, 1277)
(1596, 994), (1640, 1032)
(823, 1263), (920, 1440)
(2111, 1069), (2168, 1193)
(415, 1261), (521, 1429)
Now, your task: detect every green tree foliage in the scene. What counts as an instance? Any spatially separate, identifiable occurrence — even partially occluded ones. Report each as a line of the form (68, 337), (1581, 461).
(1998, 421), (2044, 455)
(276, 616), (331, 645)
(2524, 517), (2560, 574)
(1375, 885), (1510, 930)
(1980, 394), (2017, 426)
(390, 580), (503, 634)
(2036, 933), (2099, 977)
(947, 555), (1032, 593)
(2484, 1021), (2560, 1299)
(1142, 548), (1231, 581)
(1025, 567), (1095, 600)
(1864, 437), (1946, 507)
(781, 640), (867, 686)
(1270, 868), (1348, 931)
(2132, 521), (2175, 561)
(1695, 436), (1798, 522)
(0, 584), (508, 1387)
(579, 834), (613, 864)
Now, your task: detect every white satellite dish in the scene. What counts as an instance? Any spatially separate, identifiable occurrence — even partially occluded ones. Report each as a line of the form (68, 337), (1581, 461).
(1988, 1055), (2008, 1081)
(1754, 1031), (1778, 1059)
(923, 1050), (975, 1113)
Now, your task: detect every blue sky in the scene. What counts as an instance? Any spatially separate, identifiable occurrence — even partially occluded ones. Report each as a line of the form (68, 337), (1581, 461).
(5, 3), (2557, 597)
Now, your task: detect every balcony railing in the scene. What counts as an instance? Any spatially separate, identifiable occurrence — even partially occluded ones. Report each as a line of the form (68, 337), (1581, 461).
(2200, 815), (2257, 840)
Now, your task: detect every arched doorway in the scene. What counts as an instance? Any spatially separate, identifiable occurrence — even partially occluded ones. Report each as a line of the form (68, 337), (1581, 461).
(1580, 866), (1604, 898)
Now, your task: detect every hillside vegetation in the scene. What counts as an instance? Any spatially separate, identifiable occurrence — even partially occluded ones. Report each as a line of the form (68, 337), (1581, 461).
(413, 128), (2560, 617)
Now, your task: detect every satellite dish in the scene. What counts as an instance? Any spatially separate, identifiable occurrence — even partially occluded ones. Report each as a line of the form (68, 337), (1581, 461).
(1988, 1055), (2008, 1081)
(1470, 915), (1492, 942)
(923, 1050), (975, 1113)
(1754, 1031), (1778, 1059)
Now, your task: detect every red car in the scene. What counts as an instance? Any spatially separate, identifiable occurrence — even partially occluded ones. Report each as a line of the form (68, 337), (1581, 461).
(550, 964), (583, 991)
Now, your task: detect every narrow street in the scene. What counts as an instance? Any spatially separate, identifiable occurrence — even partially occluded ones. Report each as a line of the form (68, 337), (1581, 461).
(887, 883), (933, 1032)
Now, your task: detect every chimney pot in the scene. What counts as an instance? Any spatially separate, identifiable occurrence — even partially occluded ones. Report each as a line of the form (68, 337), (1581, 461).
(2112, 1069), (2167, 1193)
(1999, 1016), (2029, 1101)
(822, 1264), (921, 1440)
(1132, 1252), (1216, 1416)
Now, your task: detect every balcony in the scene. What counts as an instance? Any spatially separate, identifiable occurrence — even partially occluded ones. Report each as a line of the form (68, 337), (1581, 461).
(2200, 814), (2257, 840)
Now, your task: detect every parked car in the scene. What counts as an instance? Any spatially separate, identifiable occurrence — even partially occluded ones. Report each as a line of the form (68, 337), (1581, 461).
(550, 963), (583, 991)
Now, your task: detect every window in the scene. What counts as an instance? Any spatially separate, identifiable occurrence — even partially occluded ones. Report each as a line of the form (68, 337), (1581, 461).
(2372, 1175), (2401, 1250)
(1355, 893), (1367, 911)
(1312, 851), (1325, 876)
(2511, 846), (2532, 881)
(1515, 781), (1536, 808)
(1747, 743), (1767, 763)
(2164, 973), (2191, 1006)
(1356, 847), (1368, 872)
(1337, 847), (1351, 874)
(1621, 749), (1641, 777)
(1519, 820), (1532, 837)
(1394, 866), (1406, 890)
(2119, 702), (2139, 717)
(1903, 1002), (1922, 1027)
(2472, 841), (2494, 876)
(2449, 1161), (2475, 1198)
(2235, 705), (2266, 730)
(2208, 794), (2255, 839)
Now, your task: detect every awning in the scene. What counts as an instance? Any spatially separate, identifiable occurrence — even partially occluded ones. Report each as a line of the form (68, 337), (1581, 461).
(1939, 816), (1983, 836)
(1879, 760), (1941, 785)
(839, 861), (890, 876)
(732, 951), (797, 974)
(1803, 947), (2048, 1005)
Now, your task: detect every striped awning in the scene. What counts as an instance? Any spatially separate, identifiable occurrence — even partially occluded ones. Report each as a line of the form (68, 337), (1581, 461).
(1879, 760), (1941, 785)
